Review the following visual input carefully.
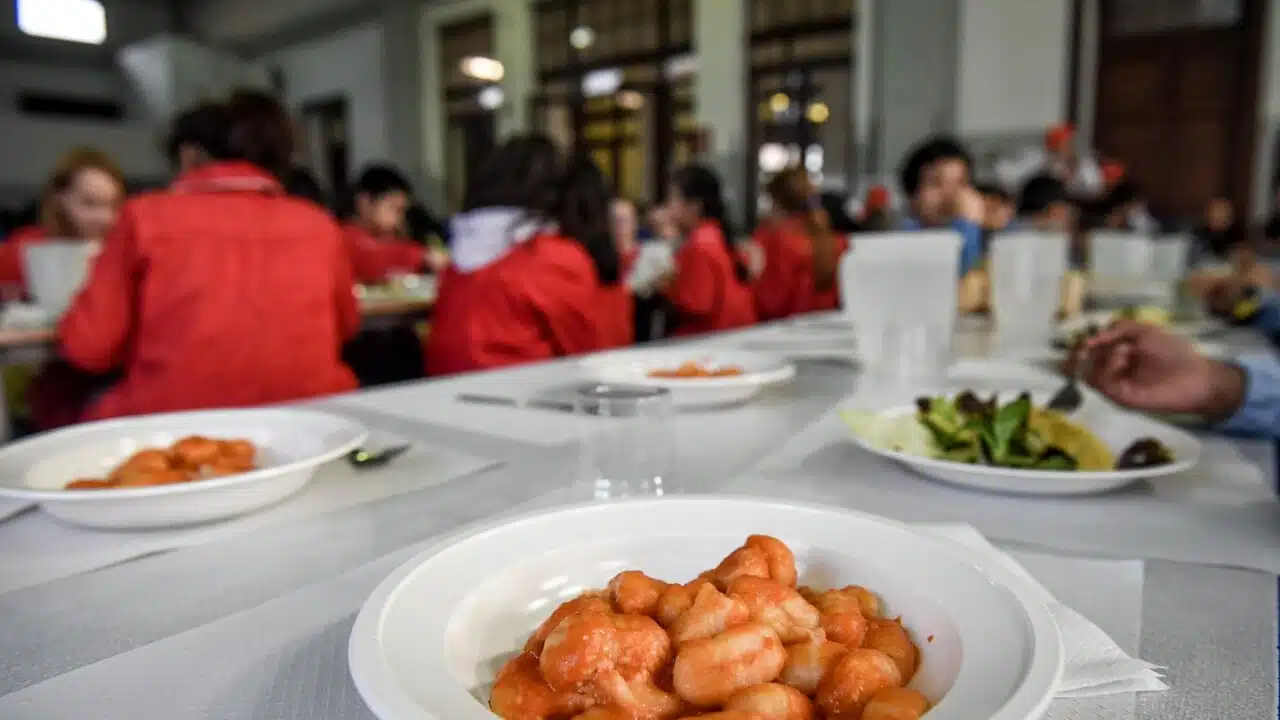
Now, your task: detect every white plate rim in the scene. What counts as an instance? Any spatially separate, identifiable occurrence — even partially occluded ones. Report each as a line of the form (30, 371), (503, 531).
(579, 349), (797, 389)
(0, 408), (367, 501)
(846, 402), (1201, 482)
(347, 495), (1065, 720)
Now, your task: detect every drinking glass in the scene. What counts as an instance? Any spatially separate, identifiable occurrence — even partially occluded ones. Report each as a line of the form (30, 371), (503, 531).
(575, 384), (676, 500)
(841, 230), (961, 385)
(990, 231), (1068, 349)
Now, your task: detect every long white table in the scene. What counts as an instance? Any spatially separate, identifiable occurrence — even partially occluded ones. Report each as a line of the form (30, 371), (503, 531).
(0, 319), (1275, 719)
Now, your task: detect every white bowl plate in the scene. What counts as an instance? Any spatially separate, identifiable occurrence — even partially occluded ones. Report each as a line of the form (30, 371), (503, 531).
(580, 349), (795, 408)
(0, 408), (366, 529)
(349, 497), (1063, 720)
(847, 391), (1201, 495)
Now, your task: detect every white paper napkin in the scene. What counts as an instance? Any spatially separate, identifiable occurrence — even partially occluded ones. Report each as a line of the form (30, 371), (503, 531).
(919, 524), (1168, 700)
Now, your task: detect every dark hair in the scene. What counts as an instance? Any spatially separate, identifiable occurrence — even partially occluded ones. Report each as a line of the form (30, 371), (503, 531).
(1017, 174), (1068, 216)
(284, 166), (327, 207)
(899, 136), (973, 196)
(673, 164), (746, 281)
(560, 156), (621, 285)
(463, 134), (562, 219)
(166, 102), (229, 167)
(462, 134), (619, 284)
(975, 183), (1011, 203)
(820, 192), (858, 234)
(224, 89), (294, 179)
(765, 166), (812, 214)
(355, 164), (413, 199)
(1102, 180), (1140, 214)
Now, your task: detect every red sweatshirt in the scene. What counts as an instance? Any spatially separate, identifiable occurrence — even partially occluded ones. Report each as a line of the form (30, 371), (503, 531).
(58, 161), (359, 421)
(665, 220), (757, 336)
(752, 214), (848, 320)
(341, 224), (428, 284)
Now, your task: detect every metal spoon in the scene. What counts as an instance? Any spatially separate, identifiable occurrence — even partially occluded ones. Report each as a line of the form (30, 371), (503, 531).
(1047, 344), (1089, 413)
(347, 444), (411, 469)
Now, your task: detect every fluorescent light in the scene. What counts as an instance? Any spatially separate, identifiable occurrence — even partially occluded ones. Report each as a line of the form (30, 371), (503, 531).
(459, 56), (504, 82)
(581, 68), (622, 98)
(18, 0), (107, 44)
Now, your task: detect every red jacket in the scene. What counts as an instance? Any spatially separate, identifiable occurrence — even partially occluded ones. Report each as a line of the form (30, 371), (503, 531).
(426, 232), (631, 376)
(665, 221), (757, 336)
(341, 224), (427, 284)
(58, 162), (359, 421)
(0, 225), (51, 294)
(752, 215), (848, 320)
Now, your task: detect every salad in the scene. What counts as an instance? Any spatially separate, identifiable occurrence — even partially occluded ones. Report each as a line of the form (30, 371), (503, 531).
(843, 391), (1174, 472)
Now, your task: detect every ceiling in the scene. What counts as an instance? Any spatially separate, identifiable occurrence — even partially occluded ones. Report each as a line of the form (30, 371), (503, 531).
(0, 0), (388, 66)
(183, 0), (380, 54)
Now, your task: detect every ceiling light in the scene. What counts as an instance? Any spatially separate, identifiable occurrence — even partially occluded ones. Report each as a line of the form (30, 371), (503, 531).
(18, 0), (107, 44)
(806, 102), (830, 124)
(759, 143), (788, 174)
(459, 56), (504, 82)
(570, 26), (595, 49)
(769, 93), (790, 114)
(582, 68), (623, 98)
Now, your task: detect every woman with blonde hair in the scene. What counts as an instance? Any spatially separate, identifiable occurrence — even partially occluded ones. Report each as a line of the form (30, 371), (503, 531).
(0, 147), (124, 294)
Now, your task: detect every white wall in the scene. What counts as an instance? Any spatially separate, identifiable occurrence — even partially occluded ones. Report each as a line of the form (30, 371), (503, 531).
(260, 21), (389, 172)
(956, 0), (1071, 135)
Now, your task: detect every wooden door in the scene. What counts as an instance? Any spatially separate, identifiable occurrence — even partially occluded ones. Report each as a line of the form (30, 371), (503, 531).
(1093, 0), (1263, 219)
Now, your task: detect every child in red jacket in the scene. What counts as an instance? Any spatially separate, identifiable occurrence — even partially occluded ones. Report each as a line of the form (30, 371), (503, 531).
(426, 136), (629, 375)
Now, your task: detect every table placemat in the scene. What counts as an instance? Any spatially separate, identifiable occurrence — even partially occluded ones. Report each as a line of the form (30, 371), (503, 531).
(731, 405), (1280, 572)
(0, 445), (573, 696)
(0, 525), (1152, 720)
(0, 428), (501, 595)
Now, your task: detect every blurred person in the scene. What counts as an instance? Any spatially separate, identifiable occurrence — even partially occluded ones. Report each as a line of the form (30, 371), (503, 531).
(899, 136), (986, 276)
(1015, 174), (1075, 233)
(996, 123), (1104, 200)
(166, 102), (229, 174)
(38, 91), (360, 426)
(0, 147), (124, 294)
(752, 166), (847, 320)
(976, 183), (1014, 232)
(1075, 321), (1280, 438)
(658, 164), (757, 336)
(1192, 197), (1245, 265)
(1099, 180), (1158, 234)
(857, 185), (894, 232)
(343, 165), (447, 284)
(425, 136), (627, 375)
(284, 166), (328, 207)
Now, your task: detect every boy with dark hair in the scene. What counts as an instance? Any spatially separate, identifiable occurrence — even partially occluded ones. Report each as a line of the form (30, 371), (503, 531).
(342, 164), (446, 284)
(898, 136), (985, 275)
(1016, 173), (1074, 232)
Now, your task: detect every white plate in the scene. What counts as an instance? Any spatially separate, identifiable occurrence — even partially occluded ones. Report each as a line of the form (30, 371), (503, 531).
(348, 497), (1063, 720)
(0, 408), (366, 529)
(579, 349), (796, 408)
(847, 392), (1201, 495)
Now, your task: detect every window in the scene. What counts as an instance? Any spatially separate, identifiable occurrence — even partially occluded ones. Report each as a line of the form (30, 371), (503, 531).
(17, 0), (107, 44)
(440, 16), (499, 211)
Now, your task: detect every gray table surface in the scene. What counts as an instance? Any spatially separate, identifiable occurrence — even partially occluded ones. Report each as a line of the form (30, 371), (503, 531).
(0, 320), (1276, 719)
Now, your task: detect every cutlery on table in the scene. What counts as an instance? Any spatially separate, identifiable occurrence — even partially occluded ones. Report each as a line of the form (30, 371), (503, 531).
(1047, 342), (1089, 413)
(347, 444), (411, 469)
(456, 394), (576, 414)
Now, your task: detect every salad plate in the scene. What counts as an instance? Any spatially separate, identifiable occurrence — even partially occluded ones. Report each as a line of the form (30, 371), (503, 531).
(842, 390), (1200, 495)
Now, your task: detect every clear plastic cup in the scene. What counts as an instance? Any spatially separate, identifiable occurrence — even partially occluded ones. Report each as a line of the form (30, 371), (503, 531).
(990, 231), (1068, 349)
(841, 230), (961, 384)
(575, 384), (676, 500)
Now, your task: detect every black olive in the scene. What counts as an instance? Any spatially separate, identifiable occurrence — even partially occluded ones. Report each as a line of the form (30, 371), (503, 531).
(955, 391), (986, 415)
(1116, 438), (1174, 469)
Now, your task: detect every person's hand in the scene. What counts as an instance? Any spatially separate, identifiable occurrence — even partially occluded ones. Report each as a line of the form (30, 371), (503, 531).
(953, 186), (985, 225)
(426, 246), (451, 273)
(1070, 320), (1245, 418)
